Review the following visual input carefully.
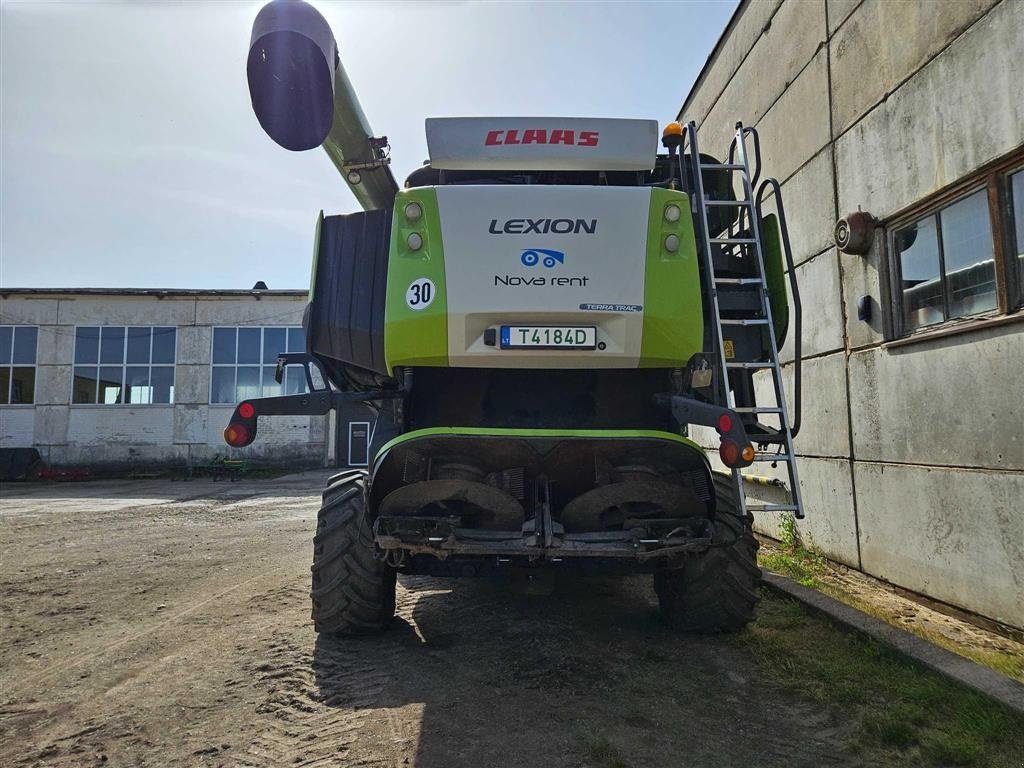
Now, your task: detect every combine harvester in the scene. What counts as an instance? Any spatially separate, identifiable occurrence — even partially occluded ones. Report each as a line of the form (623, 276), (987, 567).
(227, 0), (804, 634)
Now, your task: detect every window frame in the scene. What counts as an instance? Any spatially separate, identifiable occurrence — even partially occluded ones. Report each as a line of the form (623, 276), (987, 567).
(70, 325), (178, 406)
(0, 325), (39, 406)
(208, 326), (307, 406)
(886, 148), (1024, 340)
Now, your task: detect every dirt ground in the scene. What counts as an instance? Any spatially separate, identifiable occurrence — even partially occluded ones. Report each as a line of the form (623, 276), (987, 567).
(0, 472), (1014, 767)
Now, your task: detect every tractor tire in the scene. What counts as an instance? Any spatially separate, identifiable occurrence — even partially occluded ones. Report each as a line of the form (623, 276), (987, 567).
(653, 473), (760, 632)
(310, 470), (396, 635)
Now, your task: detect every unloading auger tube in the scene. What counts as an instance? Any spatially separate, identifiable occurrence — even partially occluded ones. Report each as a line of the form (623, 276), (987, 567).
(247, 0), (398, 210)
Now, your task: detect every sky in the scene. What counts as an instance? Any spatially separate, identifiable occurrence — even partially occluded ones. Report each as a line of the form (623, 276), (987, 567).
(0, 0), (737, 290)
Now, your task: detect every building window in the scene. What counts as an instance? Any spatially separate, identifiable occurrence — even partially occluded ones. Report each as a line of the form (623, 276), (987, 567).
(209, 326), (307, 405)
(72, 326), (176, 404)
(0, 326), (38, 405)
(888, 150), (1024, 337)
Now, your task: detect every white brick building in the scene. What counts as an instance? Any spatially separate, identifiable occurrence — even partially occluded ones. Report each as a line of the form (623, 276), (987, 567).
(0, 288), (371, 469)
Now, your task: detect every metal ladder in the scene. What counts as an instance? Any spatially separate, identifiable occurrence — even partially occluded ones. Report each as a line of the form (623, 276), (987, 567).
(683, 121), (805, 520)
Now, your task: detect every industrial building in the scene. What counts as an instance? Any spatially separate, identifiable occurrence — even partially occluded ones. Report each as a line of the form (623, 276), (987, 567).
(0, 288), (379, 470)
(679, 0), (1022, 629)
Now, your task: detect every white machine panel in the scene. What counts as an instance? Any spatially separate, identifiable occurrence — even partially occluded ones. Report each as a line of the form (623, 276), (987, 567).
(426, 117), (659, 171)
(436, 185), (652, 368)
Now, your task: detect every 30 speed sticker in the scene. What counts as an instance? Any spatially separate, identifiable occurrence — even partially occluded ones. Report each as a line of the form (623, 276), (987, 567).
(406, 278), (436, 310)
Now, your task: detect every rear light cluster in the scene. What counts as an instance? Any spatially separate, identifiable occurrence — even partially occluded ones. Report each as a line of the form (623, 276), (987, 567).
(224, 423), (250, 447)
(715, 411), (755, 468)
(223, 401), (257, 448)
(719, 440), (755, 468)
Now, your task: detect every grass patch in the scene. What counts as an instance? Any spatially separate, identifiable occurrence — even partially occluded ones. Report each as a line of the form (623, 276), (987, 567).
(741, 593), (1024, 766)
(758, 518), (1024, 683)
(758, 515), (827, 588)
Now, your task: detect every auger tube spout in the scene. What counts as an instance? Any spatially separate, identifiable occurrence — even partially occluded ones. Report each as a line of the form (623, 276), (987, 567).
(246, 0), (398, 211)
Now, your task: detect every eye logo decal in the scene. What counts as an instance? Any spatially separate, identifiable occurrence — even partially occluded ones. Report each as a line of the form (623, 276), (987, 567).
(520, 248), (565, 268)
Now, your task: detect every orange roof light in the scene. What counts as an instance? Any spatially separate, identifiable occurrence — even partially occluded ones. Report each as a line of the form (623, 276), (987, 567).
(662, 121), (683, 138)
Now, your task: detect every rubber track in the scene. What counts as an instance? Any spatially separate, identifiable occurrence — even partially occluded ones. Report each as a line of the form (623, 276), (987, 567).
(653, 473), (761, 632)
(310, 471), (396, 635)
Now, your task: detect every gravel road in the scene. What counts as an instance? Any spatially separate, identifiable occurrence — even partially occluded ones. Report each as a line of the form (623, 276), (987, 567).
(2, 472), (865, 767)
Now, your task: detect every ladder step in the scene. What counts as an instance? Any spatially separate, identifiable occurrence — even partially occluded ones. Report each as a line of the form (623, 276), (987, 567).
(704, 199), (753, 207)
(714, 278), (763, 286)
(710, 237), (757, 245)
(734, 407), (782, 414)
(725, 361), (775, 369)
(700, 163), (745, 170)
(745, 504), (801, 513)
(753, 453), (792, 461)
(719, 318), (769, 326)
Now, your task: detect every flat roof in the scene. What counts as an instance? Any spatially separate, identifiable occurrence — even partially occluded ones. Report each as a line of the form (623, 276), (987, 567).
(676, 0), (748, 120)
(0, 288), (308, 298)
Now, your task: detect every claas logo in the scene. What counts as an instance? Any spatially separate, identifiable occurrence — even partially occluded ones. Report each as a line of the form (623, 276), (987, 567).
(485, 129), (599, 147)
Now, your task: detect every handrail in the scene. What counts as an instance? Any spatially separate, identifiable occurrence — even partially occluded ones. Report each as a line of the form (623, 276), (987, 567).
(755, 177), (802, 439)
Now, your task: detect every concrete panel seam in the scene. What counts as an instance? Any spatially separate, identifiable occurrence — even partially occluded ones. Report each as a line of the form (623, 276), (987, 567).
(853, 458), (1024, 476)
(683, 0), (791, 125)
(829, 0), (1005, 149)
(827, 0), (866, 38)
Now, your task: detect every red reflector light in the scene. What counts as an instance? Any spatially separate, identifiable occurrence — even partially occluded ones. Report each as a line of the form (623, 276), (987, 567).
(719, 440), (739, 467)
(717, 413), (733, 433)
(238, 402), (255, 419)
(224, 424), (249, 447)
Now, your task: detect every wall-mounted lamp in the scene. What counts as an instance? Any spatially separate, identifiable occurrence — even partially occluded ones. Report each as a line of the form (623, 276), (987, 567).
(834, 211), (876, 255)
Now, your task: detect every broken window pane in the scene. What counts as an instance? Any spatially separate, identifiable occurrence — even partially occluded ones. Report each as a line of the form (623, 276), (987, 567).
(940, 189), (996, 318)
(897, 215), (943, 331)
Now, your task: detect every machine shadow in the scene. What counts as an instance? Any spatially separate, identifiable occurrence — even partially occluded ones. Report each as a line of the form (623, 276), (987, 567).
(311, 574), (849, 768)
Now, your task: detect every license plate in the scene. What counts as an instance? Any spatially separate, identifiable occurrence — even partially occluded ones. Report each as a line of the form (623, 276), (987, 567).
(500, 326), (596, 349)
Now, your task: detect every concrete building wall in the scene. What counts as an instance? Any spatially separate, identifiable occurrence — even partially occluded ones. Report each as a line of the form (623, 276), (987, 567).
(680, 0), (1024, 627)
(0, 291), (330, 469)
